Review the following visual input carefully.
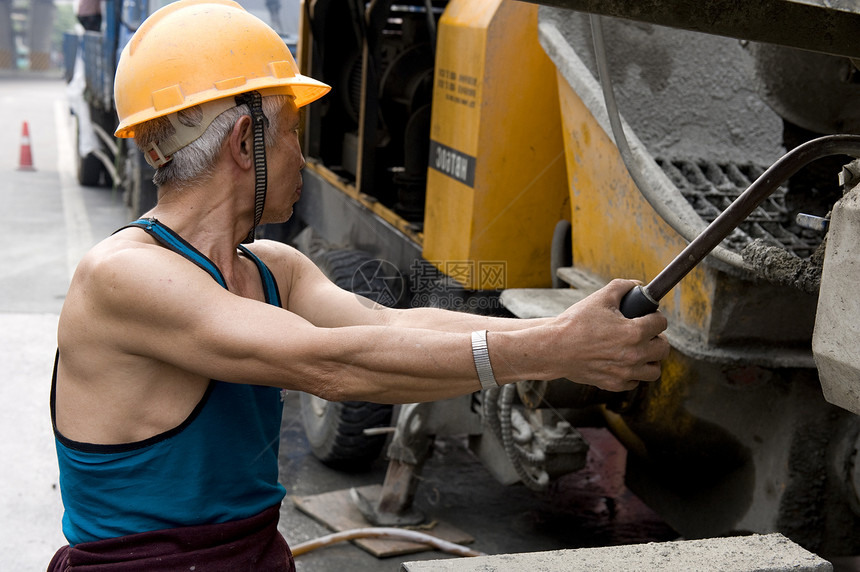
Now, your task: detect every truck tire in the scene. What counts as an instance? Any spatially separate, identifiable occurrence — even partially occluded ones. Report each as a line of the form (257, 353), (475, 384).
(299, 249), (402, 469)
(74, 115), (104, 187)
(316, 249), (406, 308)
(300, 395), (393, 470)
(126, 145), (158, 217)
(77, 152), (103, 187)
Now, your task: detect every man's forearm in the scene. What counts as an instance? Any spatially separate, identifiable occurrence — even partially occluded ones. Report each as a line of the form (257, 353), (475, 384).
(384, 306), (553, 333)
(279, 280), (668, 403)
(303, 323), (556, 404)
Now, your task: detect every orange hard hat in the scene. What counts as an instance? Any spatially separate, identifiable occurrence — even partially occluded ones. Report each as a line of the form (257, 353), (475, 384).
(113, 0), (330, 139)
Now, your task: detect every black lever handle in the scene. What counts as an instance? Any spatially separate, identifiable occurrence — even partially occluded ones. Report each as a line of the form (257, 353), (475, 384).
(619, 285), (660, 318)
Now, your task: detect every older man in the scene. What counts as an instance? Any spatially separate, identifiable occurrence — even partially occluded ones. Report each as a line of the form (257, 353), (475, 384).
(48, 1), (669, 569)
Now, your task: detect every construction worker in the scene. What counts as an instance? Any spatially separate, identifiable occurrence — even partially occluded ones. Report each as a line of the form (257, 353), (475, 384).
(47, 1), (669, 569)
(76, 0), (101, 32)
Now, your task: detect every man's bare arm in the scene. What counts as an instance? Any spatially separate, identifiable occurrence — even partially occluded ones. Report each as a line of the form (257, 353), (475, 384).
(67, 242), (668, 404)
(254, 240), (669, 394)
(264, 241), (551, 333)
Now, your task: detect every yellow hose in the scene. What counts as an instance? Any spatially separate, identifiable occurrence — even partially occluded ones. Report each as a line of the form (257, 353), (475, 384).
(291, 527), (486, 558)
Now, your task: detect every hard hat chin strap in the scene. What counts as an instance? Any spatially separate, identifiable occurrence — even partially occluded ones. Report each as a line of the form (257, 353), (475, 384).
(234, 91), (269, 244)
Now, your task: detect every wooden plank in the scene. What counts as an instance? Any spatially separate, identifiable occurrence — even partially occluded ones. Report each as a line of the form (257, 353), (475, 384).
(555, 267), (604, 292)
(500, 287), (588, 319)
(292, 485), (474, 558)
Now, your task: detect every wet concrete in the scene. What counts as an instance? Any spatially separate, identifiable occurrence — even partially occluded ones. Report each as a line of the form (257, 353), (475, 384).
(402, 533), (833, 572)
(538, 7), (785, 168)
(742, 238), (826, 294)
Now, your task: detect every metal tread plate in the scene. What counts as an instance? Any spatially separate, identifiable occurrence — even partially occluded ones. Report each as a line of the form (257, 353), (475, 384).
(659, 158), (824, 258)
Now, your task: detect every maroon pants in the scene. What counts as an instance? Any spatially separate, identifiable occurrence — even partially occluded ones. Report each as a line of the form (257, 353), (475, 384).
(47, 506), (294, 571)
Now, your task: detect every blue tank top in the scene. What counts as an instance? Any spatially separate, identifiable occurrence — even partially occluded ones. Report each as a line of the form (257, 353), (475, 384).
(52, 219), (287, 546)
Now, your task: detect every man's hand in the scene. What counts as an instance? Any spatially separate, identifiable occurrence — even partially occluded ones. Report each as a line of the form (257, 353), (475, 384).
(552, 279), (670, 392)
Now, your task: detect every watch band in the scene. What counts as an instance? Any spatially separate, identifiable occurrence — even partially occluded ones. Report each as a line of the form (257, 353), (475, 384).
(471, 330), (498, 390)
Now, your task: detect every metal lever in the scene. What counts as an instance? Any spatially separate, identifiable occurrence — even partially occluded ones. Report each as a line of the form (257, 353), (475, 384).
(618, 134), (860, 318)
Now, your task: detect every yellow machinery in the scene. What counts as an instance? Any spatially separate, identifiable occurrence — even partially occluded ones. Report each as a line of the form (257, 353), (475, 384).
(520, 6), (860, 556)
(422, 0), (568, 290)
(292, 0), (860, 559)
(293, 0), (568, 292)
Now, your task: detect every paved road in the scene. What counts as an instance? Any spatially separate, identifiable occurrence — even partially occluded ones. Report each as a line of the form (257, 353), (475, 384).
(0, 71), (128, 570)
(0, 71), (680, 572)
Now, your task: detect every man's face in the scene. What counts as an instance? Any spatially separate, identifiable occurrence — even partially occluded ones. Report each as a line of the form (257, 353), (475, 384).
(261, 100), (305, 224)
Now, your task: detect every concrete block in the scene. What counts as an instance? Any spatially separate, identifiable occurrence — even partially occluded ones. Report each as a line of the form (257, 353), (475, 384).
(813, 184), (860, 415)
(400, 533), (831, 572)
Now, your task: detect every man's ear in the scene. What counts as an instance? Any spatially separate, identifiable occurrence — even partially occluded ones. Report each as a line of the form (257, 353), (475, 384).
(227, 115), (254, 170)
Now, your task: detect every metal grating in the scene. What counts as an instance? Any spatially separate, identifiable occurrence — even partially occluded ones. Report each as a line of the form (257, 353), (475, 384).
(658, 158), (824, 258)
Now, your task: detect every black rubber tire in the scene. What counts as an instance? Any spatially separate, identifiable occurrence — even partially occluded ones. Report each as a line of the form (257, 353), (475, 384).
(316, 249), (406, 307)
(299, 249), (401, 469)
(74, 112), (107, 187)
(299, 395), (393, 470)
(126, 145), (158, 216)
(77, 152), (103, 187)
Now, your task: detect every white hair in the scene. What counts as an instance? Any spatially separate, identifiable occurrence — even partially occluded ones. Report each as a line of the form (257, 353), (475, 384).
(134, 94), (288, 189)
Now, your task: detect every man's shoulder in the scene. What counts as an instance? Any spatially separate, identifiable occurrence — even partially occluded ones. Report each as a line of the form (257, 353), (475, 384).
(81, 229), (171, 269)
(73, 230), (209, 297)
(59, 232), (201, 363)
(242, 238), (298, 259)
(242, 239), (311, 273)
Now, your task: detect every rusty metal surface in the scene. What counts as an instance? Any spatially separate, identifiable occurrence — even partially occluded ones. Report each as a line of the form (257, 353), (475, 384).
(522, 0), (860, 58)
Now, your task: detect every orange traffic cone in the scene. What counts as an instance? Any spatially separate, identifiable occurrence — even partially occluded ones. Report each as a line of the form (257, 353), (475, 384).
(18, 121), (35, 171)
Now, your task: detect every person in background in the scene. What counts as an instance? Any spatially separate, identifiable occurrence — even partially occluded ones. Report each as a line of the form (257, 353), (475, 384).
(76, 0), (101, 31)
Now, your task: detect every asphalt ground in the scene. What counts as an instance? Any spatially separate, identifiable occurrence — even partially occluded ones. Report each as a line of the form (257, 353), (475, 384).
(0, 70), (127, 570)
